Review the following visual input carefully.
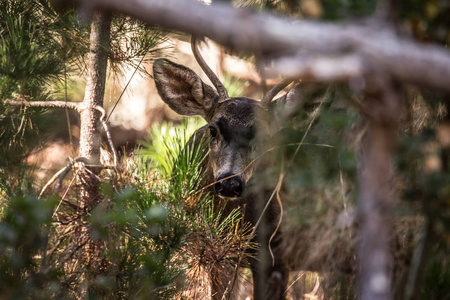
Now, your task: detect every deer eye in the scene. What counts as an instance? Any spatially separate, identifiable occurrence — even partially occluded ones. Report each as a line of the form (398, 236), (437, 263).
(209, 126), (218, 139)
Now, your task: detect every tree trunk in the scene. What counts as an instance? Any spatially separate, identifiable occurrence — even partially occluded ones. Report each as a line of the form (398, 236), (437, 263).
(78, 12), (111, 208)
(357, 80), (401, 300)
(76, 12), (112, 298)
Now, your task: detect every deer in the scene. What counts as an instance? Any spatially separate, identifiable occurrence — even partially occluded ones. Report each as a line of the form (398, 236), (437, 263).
(153, 37), (299, 300)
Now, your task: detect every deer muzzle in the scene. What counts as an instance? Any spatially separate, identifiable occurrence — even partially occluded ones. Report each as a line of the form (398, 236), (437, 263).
(214, 173), (245, 199)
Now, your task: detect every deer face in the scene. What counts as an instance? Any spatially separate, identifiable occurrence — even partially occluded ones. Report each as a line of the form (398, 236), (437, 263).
(207, 98), (261, 199)
(153, 39), (291, 200)
(153, 58), (262, 199)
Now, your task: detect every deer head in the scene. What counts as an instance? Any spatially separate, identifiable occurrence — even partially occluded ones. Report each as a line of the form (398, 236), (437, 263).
(153, 37), (293, 200)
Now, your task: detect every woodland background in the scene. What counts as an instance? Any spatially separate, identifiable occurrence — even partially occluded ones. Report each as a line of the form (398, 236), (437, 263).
(1, 0), (450, 299)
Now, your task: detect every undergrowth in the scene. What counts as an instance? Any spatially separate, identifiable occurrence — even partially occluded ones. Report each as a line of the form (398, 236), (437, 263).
(0, 118), (254, 299)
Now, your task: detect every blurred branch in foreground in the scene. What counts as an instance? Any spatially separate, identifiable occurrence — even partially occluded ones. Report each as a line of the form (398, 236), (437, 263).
(62, 0), (450, 92)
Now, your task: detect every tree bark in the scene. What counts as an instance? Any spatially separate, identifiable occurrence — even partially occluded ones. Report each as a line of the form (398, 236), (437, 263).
(78, 11), (111, 209)
(75, 12), (112, 298)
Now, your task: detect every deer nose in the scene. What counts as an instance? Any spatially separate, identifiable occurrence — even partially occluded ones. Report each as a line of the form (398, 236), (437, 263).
(214, 174), (244, 198)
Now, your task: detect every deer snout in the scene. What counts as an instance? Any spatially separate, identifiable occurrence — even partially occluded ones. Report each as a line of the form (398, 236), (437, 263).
(214, 174), (244, 199)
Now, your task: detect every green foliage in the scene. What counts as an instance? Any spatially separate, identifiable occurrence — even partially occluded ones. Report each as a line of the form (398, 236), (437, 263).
(110, 16), (168, 77)
(0, 119), (252, 298)
(1, 1), (449, 299)
(130, 120), (252, 298)
(90, 120), (211, 298)
(0, 2), (61, 90)
(0, 0), (87, 192)
(0, 194), (60, 299)
(0, 0), (88, 98)
(420, 239), (450, 300)
(140, 117), (207, 177)
(328, 274), (356, 300)
(0, 0), (167, 193)
(86, 185), (183, 299)
(0, 1), (58, 182)
(0, 4), (173, 295)
(0, 119), (249, 299)
(222, 73), (249, 98)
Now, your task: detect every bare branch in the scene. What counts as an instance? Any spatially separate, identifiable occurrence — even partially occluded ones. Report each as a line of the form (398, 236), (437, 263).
(269, 54), (364, 82)
(39, 161), (74, 199)
(67, 0), (450, 92)
(7, 100), (83, 113)
(39, 157), (89, 198)
(94, 105), (118, 167)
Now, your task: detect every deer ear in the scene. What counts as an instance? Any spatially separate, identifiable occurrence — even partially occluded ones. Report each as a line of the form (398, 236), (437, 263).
(153, 58), (219, 117)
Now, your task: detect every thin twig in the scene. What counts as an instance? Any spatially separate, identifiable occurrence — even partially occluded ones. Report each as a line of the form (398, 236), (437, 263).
(52, 168), (79, 219)
(106, 48), (149, 122)
(64, 63), (76, 156)
(39, 157), (89, 198)
(268, 172), (284, 265)
(284, 272), (306, 296)
(404, 218), (432, 300)
(39, 161), (73, 199)
(94, 105), (118, 167)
